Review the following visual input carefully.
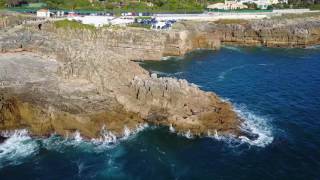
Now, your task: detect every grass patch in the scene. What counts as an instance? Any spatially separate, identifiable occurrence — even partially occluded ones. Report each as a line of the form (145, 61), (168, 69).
(54, 19), (96, 30)
(214, 19), (249, 25)
(135, 16), (152, 20)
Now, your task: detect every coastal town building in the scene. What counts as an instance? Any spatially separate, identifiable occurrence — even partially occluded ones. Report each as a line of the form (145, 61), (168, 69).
(207, 0), (287, 10)
(36, 9), (50, 18)
(56, 11), (65, 17)
(207, 1), (248, 10)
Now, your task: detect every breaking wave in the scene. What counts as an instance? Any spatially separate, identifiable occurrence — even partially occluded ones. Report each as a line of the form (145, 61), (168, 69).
(173, 101), (274, 148)
(0, 130), (39, 168)
(43, 124), (150, 153)
(208, 102), (274, 148)
(234, 104), (274, 147)
(121, 123), (149, 140)
(0, 124), (150, 168)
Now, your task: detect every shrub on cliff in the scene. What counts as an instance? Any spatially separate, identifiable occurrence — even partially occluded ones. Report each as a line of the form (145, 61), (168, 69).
(0, 0), (5, 8)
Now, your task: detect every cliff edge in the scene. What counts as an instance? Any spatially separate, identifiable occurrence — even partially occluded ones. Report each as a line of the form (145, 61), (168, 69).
(0, 23), (239, 140)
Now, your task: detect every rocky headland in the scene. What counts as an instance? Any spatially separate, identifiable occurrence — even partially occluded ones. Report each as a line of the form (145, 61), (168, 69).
(0, 21), (237, 140)
(1, 13), (320, 141)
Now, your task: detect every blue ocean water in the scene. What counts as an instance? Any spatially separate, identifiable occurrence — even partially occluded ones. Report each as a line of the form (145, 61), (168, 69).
(1, 46), (320, 179)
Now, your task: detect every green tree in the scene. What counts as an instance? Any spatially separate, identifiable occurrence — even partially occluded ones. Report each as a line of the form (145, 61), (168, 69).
(0, 0), (6, 8)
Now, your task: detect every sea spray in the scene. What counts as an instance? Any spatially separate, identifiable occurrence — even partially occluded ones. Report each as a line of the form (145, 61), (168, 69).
(169, 124), (175, 133)
(232, 104), (273, 147)
(41, 124), (150, 154)
(0, 129), (39, 168)
(177, 129), (194, 139)
(121, 124), (149, 140)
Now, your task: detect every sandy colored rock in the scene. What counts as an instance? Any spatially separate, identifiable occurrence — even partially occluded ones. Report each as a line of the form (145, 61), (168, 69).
(174, 16), (320, 48)
(0, 22), (239, 139)
(2, 13), (320, 140)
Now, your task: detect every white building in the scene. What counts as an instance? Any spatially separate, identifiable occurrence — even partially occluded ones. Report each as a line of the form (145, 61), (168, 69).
(67, 16), (135, 27)
(56, 11), (65, 17)
(207, 2), (248, 10)
(237, 0), (283, 9)
(68, 16), (114, 27)
(207, 3), (226, 10)
(37, 9), (50, 18)
(208, 0), (285, 10)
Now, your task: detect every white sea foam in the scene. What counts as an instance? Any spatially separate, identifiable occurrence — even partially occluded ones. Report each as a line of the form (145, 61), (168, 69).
(223, 46), (242, 52)
(234, 104), (274, 147)
(121, 123), (149, 140)
(205, 98), (274, 148)
(169, 124), (175, 133)
(41, 124), (149, 153)
(305, 45), (320, 49)
(73, 131), (83, 142)
(160, 56), (183, 61)
(179, 130), (194, 139)
(0, 129), (39, 168)
(258, 63), (274, 66)
(151, 70), (184, 77)
(90, 126), (118, 149)
(218, 65), (248, 81)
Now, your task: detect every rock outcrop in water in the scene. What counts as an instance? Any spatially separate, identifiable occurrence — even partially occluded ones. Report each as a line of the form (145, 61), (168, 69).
(0, 22), (238, 139)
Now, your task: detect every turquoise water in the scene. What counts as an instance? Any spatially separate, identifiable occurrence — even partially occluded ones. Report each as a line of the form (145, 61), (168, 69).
(1, 46), (320, 179)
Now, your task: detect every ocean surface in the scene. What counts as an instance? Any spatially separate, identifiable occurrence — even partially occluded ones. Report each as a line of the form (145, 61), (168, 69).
(1, 46), (320, 179)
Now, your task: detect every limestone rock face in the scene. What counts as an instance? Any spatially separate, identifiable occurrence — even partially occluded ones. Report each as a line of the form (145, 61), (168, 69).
(213, 18), (320, 47)
(0, 53), (144, 138)
(120, 76), (238, 135)
(2, 14), (320, 139)
(0, 23), (239, 139)
(174, 17), (320, 48)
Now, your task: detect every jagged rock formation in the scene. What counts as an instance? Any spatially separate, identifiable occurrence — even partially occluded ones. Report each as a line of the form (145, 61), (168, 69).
(0, 23), (238, 139)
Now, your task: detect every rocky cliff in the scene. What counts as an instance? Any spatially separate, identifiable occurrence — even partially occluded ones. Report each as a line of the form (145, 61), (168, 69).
(0, 23), (238, 140)
(175, 16), (320, 48)
(2, 13), (320, 141)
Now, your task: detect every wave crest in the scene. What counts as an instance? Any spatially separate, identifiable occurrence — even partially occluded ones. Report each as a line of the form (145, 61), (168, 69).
(233, 104), (274, 147)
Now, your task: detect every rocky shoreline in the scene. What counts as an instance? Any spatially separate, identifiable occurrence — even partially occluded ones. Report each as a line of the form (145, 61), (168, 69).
(0, 22), (239, 140)
(1, 14), (320, 141)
